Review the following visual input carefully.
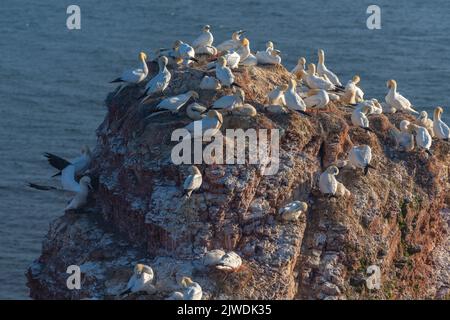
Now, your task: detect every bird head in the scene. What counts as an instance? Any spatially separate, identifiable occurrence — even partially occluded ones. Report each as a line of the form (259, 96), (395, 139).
(159, 56), (169, 66)
(418, 110), (428, 120)
(434, 106), (444, 118)
(173, 40), (183, 50)
(79, 176), (92, 189)
(352, 75), (361, 84)
(203, 25), (211, 32)
(188, 91), (199, 100)
(207, 110), (223, 125)
(217, 56), (227, 66)
(298, 57), (306, 66)
(181, 276), (194, 287)
(387, 79), (397, 89)
(300, 202), (308, 212)
(307, 63), (316, 74)
(190, 165), (201, 175)
(241, 38), (250, 47)
(289, 78), (297, 88)
(327, 165), (339, 176)
(399, 120), (410, 132)
(266, 41), (274, 49)
(280, 84), (289, 91)
(139, 52), (147, 61)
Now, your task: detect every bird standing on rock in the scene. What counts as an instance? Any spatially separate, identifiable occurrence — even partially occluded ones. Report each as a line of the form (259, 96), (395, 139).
(433, 107), (450, 141)
(385, 79), (419, 114)
(120, 264), (155, 296)
(110, 51), (149, 96)
(319, 166), (339, 197)
(215, 56), (240, 88)
(317, 49), (342, 86)
(351, 105), (374, 132)
(183, 165), (203, 198)
(284, 78), (310, 116)
(216, 30), (246, 52)
(408, 124), (433, 156)
(140, 56), (171, 102)
(348, 145), (375, 175)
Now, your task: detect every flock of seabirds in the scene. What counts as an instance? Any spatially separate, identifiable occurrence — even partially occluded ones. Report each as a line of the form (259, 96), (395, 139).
(28, 25), (449, 299)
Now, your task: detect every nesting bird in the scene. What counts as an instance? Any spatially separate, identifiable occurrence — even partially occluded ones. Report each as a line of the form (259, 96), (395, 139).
(408, 124), (433, 156)
(433, 107), (450, 141)
(291, 57), (307, 79)
(215, 56), (240, 88)
(284, 78), (310, 116)
(183, 110), (223, 140)
(216, 30), (246, 52)
(168, 277), (203, 300)
(385, 79), (419, 114)
(213, 88), (245, 110)
(140, 56), (171, 102)
(186, 103), (208, 120)
(150, 91), (199, 115)
(278, 201), (308, 222)
(199, 75), (221, 90)
(319, 166), (340, 198)
(343, 75), (364, 105)
(172, 40), (197, 66)
(348, 145), (374, 175)
(203, 250), (242, 272)
(120, 264), (156, 296)
(183, 165), (203, 198)
(391, 120), (415, 152)
(268, 84), (288, 106)
(304, 64), (340, 91)
(351, 105), (374, 132)
(304, 89), (330, 109)
(317, 49), (342, 86)
(192, 25), (214, 54)
(416, 111), (434, 137)
(231, 103), (257, 117)
(365, 265), (381, 290)
(256, 47), (281, 65)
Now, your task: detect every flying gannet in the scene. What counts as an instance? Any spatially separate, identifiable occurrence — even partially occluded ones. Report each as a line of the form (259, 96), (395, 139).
(213, 88), (244, 110)
(385, 80), (419, 114)
(409, 124), (433, 155)
(304, 89), (330, 109)
(186, 103), (208, 120)
(348, 145), (375, 175)
(183, 110), (223, 140)
(351, 105), (374, 132)
(120, 264), (156, 296)
(416, 111), (434, 137)
(317, 49), (342, 86)
(110, 52), (148, 96)
(216, 30), (245, 52)
(278, 201), (308, 221)
(319, 166), (340, 198)
(183, 165), (203, 198)
(43, 146), (91, 178)
(268, 84), (288, 106)
(140, 56), (171, 103)
(156, 91), (199, 113)
(215, 56), (240, 88)
(284, 78), (310, 116)
(433, 107), (449, 141)
(192, 25), (214, 49)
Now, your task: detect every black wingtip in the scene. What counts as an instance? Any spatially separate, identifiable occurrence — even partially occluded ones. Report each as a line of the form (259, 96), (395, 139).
(297, 110), (312, 117)
(231, 82), (242, 88)
(51, 172), (62, 178)
(364, 165), (369, 175)
(426, 149), (433, 156)
(362, 127), (374, 133)
(190, 57), (199, 63)
(110, 78), (123, 83)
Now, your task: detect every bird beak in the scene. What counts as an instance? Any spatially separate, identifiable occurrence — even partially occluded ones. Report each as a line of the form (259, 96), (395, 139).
(238, 30), (246, 35)
(159, 48), (170, 51)
(88, 183), (93, 190)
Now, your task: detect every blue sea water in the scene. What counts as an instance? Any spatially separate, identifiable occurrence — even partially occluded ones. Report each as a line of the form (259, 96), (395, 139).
(0, 0), (449, 299)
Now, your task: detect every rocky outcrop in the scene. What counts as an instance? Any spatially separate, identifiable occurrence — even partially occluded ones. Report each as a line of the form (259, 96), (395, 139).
(27, 57), (450, 300)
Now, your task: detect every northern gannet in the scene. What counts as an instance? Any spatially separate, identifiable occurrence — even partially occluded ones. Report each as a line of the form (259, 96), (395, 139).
(199, 75), (221, 90)
(291, 57), (306, 78)
(409, 124), (433, 155)
(215, 56), (240, 88)
(203, 250), (242, 272)
(186, 103), (208, 120)
(268, 84), (288, 106)
(150, 91), (199, 115)
(304, 64), (340, 91)
(216, 30), (245, 52)
(416, 111), (434, 137)
(317, 49), (342, 86)
(381, 101), (396, 114)
(120, 264), (156, 296)
(256, 47), (281, 65)
(207, 51), (240, 70)
(351, 105), (374, 132)
(284, 79), (310, 116)
(433, 107), (449, 141)
(237, 38), (251, 61)
(265, 41), (274, 54)
(192, 25), (214, 49)
(385, 80), (419, 114)
(110, 52), (148, 93)
(195, 45), (218, 56)
(140, 56), (171, 102)
(366, 265), (381, 290)
(172, 40), (198, 66)
(304, 89), (330, 109)
(319, 166), (340, 197)
(213, 88), (244, 110)
(343, 75), (364, 105)
(43, 146), (91, 178)
(179, 277), (202, 300)
(184, 110), (223, 140)
(64, 176), (91, 211)
(391, 120), (415, 152)
(348, 145), (374, 175)
(183, 165), (202, 198)
(278, 201), (308, 221)
(231, 103), (257, 117)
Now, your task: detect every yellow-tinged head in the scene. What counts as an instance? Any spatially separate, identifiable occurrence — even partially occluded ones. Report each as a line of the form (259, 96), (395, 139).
(298, 57), (306, 66)
(188, 91), (199, 99)
(181, 277), (194, 287)
(139, 52), (147, 61)
(190, 165), (201, 175)
(280, 84), (289, 91)
(352, 75), (361, 84)
(218, 56), (227, 66)
(289, 78), (297, 87)
(387, 79), (397, 89)
(326, 165), (339, 175)
(173, 40), (183, 49)
(434, 106), (444, 119)
(308, 63), (316, 74)
(300, 202), (308, 212)
(266, 41), (274, 49)
(241, 38), (250, 47)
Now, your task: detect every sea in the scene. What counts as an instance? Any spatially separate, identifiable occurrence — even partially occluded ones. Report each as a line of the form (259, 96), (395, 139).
(1, 0), (449, 299)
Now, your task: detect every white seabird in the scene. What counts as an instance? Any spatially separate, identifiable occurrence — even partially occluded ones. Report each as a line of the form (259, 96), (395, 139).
(343, 75), (364, 105)
(149, 91), (199, 116)
(207, 50), (240, 70)
(433, 107), (449, 141)
(186, 103), (208, 120)
(304, 64), (340, 91)
(304, 89), (330, 109)
(268, 84), (288, 106)
(231, 103), (257, 117)
(351, 105), (374, 132)
(216, 30), (245, 52)
(385, 79), (419, 114)
(319, 165), (340, 197)
(203, 250), (242, 272)
(110, 51), (148, 95)
(317, 49), (342, 86)
(284, 78), (310, 116)
(192, 25), (214, 49)
(183, 165), (202, 198)
(172, 40), (198, 66)
(256, 48), (281, 65)
(120, 264), (156, 296)
(391, 120), (415, 152)
(366, 265), (381, 290)
(291, 57), (306, 78)
(278, 201), (308, 221)
(348, 145), (374, 175)
(215, 56), (240, 88)
(140, 56), (171, 103)
(409, 124), (433, 155)
(416, 111), (434, 137)
(238, 38), (258, 66)
(43, 146), (91, 178)
(183, 110), (223, 140)
(179, 277), (203, 300)
(199, 75), (221, 90)
(213, 88), (244, 110)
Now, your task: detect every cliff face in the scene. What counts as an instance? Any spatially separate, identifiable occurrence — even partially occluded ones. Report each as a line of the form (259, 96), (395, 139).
(27, 58), (450, 300)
